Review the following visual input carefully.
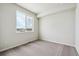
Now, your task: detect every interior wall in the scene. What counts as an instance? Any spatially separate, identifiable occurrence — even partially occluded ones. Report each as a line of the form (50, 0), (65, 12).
(0, 4), (2, 47)
(0, 3), (38, 52)
(75, 3), (79, 54)
(39, 9), (75, 46)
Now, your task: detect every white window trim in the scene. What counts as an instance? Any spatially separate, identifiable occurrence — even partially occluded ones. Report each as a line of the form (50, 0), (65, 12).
(16, 10), (34, 33)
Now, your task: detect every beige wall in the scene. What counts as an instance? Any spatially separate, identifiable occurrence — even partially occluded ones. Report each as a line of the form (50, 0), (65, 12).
(39, 9), (75, 46)
(75, 4), (79, 54)
(0, 3), (38, 51)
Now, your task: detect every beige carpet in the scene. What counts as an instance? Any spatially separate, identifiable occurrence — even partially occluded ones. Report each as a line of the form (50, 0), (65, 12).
(0, 40), (78, 56)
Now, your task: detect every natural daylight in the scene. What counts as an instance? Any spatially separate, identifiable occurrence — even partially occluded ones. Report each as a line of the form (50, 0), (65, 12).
(0, 3), (79, 56)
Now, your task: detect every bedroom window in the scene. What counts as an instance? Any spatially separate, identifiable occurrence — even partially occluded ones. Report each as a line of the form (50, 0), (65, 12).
(16, 10), (33, 33)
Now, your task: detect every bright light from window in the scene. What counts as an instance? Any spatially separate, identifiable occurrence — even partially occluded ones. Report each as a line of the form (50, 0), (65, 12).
(26, 16), (33, 29)
(16, 10), (33, 32)
(16, 11), (26, 29)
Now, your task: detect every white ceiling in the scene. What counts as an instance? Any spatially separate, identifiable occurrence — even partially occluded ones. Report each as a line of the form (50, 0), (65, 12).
(17, 3), (76, 18)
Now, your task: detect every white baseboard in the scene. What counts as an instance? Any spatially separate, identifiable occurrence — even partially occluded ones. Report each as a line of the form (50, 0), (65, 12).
(41, 39), (74, 47)
(0, 39), (37, 52)
(0, 39), (74, 52)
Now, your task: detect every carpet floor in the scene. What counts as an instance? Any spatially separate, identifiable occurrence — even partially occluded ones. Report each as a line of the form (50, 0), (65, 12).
(0, 40), (78, 56)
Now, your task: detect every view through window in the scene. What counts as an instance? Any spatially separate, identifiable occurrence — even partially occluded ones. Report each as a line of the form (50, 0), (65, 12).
(16, 10), (33, 32)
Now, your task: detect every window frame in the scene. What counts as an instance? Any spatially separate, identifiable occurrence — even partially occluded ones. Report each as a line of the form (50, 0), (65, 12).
(16, 10), (34, 33)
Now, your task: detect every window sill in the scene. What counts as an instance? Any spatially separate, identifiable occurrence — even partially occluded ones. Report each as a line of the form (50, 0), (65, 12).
(16, 30), (34, 33)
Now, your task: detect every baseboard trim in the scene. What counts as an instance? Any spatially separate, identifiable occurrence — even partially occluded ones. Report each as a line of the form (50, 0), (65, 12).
(0, 39), (75, 52)
(0, 39), (38, 52)
(40, 39), (74, 47)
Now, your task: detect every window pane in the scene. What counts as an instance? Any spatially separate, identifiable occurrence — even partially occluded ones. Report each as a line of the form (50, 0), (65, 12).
(16, 11), (26, 29)
(26, 16), (33, 29)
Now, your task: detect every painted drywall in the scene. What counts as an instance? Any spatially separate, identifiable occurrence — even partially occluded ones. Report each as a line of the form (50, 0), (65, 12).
(39, 9), (75, 46)
(0, 4), (2, 47)
(75, 4), (79, 54)
(0, 3), (38, 52)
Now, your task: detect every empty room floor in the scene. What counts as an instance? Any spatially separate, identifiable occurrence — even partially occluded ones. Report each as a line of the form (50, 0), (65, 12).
(0, 40), (78, 56)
